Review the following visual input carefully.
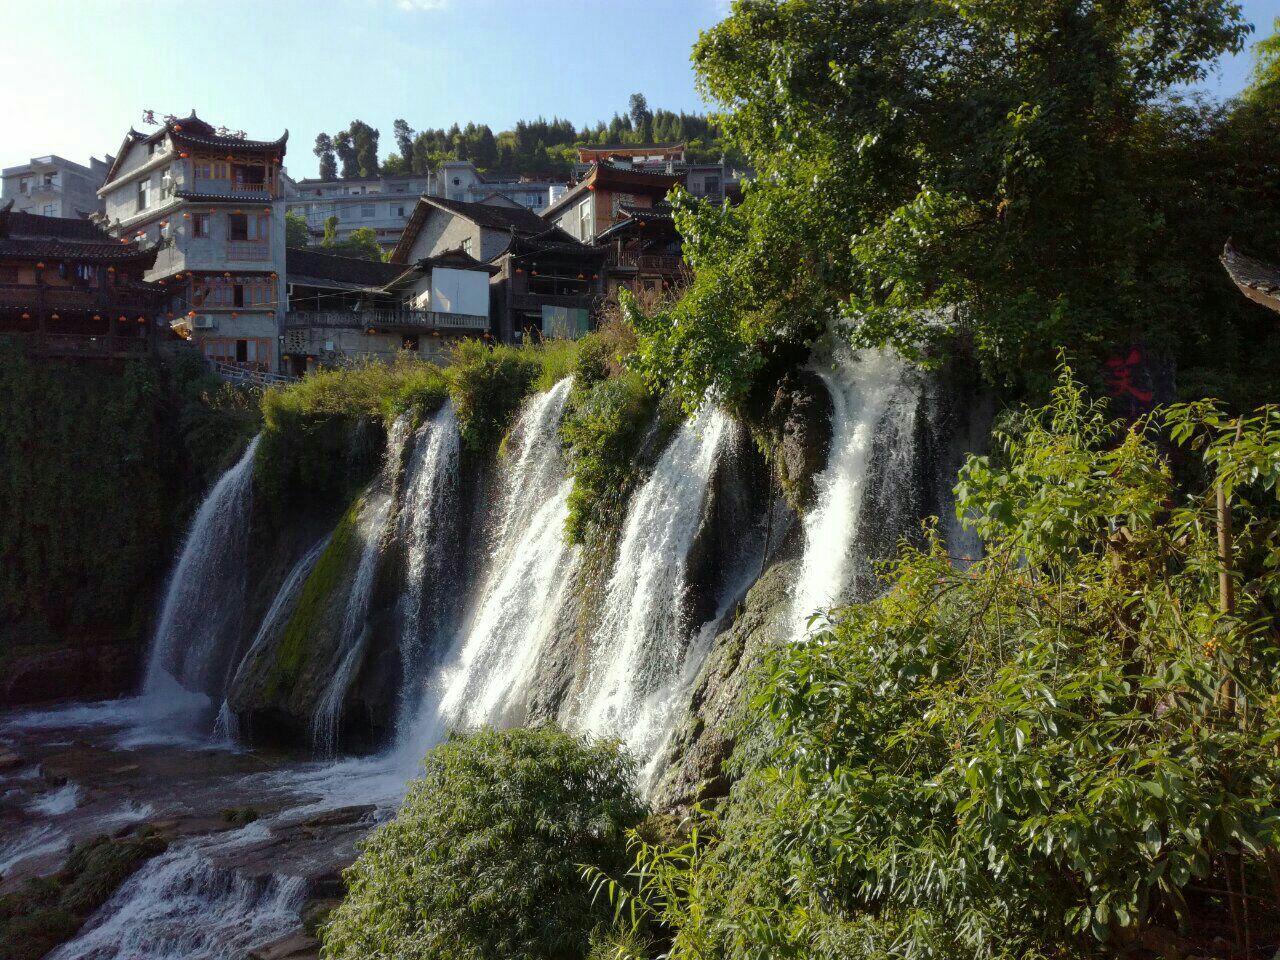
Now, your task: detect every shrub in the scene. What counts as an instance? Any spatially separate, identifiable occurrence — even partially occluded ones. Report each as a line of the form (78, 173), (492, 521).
(322, 727), (646, 960)
(445, 339), (542, 452)
(597, 368), (1280, 959)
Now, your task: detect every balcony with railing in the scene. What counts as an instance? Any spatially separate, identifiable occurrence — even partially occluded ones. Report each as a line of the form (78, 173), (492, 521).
(608, 252), (684, 274)
(285, 308), (488, 334)
(226, 240), (271, 261)
(0, 284), (159, 315)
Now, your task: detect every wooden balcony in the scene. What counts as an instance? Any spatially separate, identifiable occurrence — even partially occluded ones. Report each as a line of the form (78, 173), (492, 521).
(0, 284), (159, 315)
(610, 252), (684, 274)
(511, 292), (599, 311)
(1, 331), (152, 359)
(285, 308), (488, 332)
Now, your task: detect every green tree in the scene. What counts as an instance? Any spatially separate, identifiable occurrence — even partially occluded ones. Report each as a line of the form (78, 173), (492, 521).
(629, 0), (1252, 413)
(596, 368), (1280, 959)
(381, 152), (409, 175)
(332, 131), (358, 179)
(320, 222), (383, 262)
(322, 727), (646, 960)
(393, 118), (415, 161)
(1245, 17), (1280, 105)
(285, 211), (310, 249)
(313, 133), (337, 182)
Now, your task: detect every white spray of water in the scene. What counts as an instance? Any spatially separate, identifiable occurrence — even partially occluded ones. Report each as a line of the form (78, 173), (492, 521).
(577, 407), (732, 771)
(310, 493), (393, 757)
(141, 436), (261, 719)
(48, 843), (307, 960)
(395, 402), (462, 728)
(398, 378), (577, 757)
(791, 350), (915, 638)
(27, 781), (82, 816)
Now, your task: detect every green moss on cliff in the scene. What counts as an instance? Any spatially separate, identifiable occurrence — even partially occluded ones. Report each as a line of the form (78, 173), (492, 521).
(261, 494), (364, 703)
(0, 829), (167, 960)
(0, 343), (254, 649)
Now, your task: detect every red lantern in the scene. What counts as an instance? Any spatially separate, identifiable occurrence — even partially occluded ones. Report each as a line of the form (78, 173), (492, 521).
(118, 315), (126, 322)
(51, 313), (60, 320)
(136, 316), (146, 324)
(173, 124), (183, 131)
(187, 310), (196, 317)
(35, 262), (45, 269)
(21, 312), (30, 320)
(108, 266), (115, 273)
(93, 314), (102, 321)
(180, 152), (190, 159)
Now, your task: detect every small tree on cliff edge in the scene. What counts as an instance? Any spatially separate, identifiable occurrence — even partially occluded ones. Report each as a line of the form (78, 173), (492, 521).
(321, 727), (646, 960)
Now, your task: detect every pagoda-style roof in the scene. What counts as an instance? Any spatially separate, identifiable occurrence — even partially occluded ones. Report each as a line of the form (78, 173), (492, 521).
(0, 201), (158, 266)
(544, 162), (683, 220)
(1221, 241), (1280, 314)
(496, 228), (608, 263)
(103, 111), (287, 185)
(419, 246), (502, 275)
(596, 202), (677, 242)
(577, 142), (685, 161)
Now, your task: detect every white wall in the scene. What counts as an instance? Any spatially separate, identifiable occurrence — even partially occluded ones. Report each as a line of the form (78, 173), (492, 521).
(431, 267), (489, 317)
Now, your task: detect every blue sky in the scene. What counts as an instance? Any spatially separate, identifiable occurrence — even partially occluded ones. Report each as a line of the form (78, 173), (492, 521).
(1, 0), (1275, 180)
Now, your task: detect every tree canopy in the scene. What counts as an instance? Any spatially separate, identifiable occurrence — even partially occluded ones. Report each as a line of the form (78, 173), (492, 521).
(628, 0), (1274, 413)
(321, 727), (646, 960)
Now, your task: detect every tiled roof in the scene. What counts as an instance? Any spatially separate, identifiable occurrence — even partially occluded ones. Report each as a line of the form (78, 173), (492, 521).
(104, 112), (286, 184)
(286, 247), (402, 289)
(175, 190), (273, 204)
(499, 229), (607, 261)
(0, 202), (158, 263)
(423, 195), (551, 234)
(1222, 241), (1280, 314)
(170, 129), (288, 153)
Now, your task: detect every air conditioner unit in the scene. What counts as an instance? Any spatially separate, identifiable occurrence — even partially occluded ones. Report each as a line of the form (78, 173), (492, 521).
(161, 175), (174, 190)
(192, 315), (215, 330)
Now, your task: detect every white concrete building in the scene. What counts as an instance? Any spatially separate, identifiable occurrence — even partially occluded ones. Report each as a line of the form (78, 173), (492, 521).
(283, 172), (431, 252)
(97, 112), (288, 371)
(2, 155), (112, 220)
(435, 161), (563, 212)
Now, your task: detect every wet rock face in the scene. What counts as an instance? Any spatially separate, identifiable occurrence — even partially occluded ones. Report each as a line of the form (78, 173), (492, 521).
(0, 638), (139, 709)
(768, 369), (834, 509)
(652, 555), (799, 812)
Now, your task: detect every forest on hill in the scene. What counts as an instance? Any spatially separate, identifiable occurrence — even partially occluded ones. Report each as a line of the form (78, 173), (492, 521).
(309, 93), (739, 181)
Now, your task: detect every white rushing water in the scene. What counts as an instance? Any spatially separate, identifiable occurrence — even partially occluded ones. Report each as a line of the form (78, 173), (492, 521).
(577, 406), (732, 772)
(790, 349), (916, 638)
(140, 436), (261, 723)
(49, 842), (307, 960)
(398, 378), (577, 757)
(311, 492), (393, 756)
(395, 402), (463, 729)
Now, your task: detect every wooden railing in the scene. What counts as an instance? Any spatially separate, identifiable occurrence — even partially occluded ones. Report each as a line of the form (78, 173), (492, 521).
(231, 180), (269, 193)
(206, 359), (297, 388)
(285, 309), (489, 331)
(610, 253), (684, 273)
(227, 241), (270, 261)
(0, 285), (159, 314)
(1, 331), (151, 359)
(512, 292), (599, 311)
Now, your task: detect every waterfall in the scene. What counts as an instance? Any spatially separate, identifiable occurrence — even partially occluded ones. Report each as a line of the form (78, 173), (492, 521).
(310, 492), (393, 756)
(140, 436), (261, 722)
(394, 402), (463, 730)
(577, 407), (732, 771)
(790, 349), (918, 637)
(399, 378), (577, 756)
(48, 843), (306, 960)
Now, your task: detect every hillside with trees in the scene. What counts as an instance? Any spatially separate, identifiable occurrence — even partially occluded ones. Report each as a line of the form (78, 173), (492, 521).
(310, 93), (739, 181)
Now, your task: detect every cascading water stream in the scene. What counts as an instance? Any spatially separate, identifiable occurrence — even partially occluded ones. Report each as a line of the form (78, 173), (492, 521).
(310, 492), (393, 756)
(394, 402), (463, 729)
(577, 407), (732, 772)
(397, 378), (577, 758)
(790, 349), (917, 638)
(139, 436), (261, 729)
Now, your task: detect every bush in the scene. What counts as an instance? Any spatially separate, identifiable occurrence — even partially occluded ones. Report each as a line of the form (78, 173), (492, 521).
(445, 339), (542, 452)
(599, 368), (1280, 959)
(322, 727), (646, 960)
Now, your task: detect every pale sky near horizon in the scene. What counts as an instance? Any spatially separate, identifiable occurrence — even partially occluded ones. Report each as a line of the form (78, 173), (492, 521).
(0, 0), (1275, 180)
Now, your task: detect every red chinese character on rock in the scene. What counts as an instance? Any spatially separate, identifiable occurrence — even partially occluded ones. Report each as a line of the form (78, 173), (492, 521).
(1104, 348), (1154, 406)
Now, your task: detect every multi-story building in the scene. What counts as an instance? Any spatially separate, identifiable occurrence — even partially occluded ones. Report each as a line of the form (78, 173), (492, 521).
(435, 161), (564, 212)
(544, 161), (683, 244)
(282, 246), (496, 373)
(391, 194), (605, 343)
(2, 155), (113, 220)
(97, 112), (288, 372)
(572, 143), (745, 202)
(0, 200), (163, 359)
(283, 172), (431, 252)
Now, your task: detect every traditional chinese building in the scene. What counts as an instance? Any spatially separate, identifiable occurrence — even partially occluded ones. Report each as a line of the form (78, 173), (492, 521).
(0, 200), (163, 358)
(97, 112), (288, 372)
(283, 246), (496, 373)
(390, 194), (605, 342)
(595, 201), (685, 303)
(1221, 240), (1280, 315)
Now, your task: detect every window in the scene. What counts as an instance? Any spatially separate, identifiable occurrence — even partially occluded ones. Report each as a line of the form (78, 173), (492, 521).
(578, 197), (592, 240)
(43, 173), (55, 186)
(361, 204), (374, 219)
(42, 204), (55, 217)
(461, 237), (473, 255)
(192, 213), (211, 238)
(193, 160), (212, 180)
(704, 175), (721, 196)
(136, 178), (150, 211)
(19, 178), (30, 194)
(396, 205), (406, 218)
(228, 213), (267, 241)
(212, 161), (230, 180)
